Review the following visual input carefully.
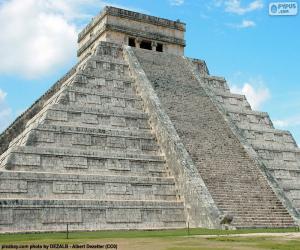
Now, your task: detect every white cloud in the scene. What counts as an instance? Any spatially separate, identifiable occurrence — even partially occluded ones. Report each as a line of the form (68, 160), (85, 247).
(0, 0), (79, 78)
(239, 19), (256, 28)
(170, 0), (185, 6)
(230, 19), (256, 29)
(0, 89), (12, 132)
(0, 89), (7, 102)
(225, 0), (263, 15)
(230, 82), (270, 110)
(0, 0), (147, 78)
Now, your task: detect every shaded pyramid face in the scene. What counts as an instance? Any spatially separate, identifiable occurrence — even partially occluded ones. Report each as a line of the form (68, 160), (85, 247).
(131, 48), (298, 228)
(0, 42), (186, 232)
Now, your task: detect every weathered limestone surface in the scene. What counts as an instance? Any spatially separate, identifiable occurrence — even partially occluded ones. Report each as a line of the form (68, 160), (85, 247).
(0, 42), (186, 232)
(133, 48), (296, 228)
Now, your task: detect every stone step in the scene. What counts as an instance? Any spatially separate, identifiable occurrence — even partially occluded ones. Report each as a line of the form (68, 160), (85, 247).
(1, 144), (167, 176)
(1, 146), (165, 171)
(268, 169), (300, 180)
(290, 199), (300, 209)
(39, 124), (153, 138)
(88, 55), (129, 66)
(216, 203), (285, 208)
(255, 147), (300, 164)
(0, 198), (186, 232)
(232, 217), (294, 223)
(200, 75), (230, 92)
(212, 196), (283, 202)
(82, 63), (130, 80)
(44, 104), (151, 130)
(73, 72), (134, 88)
(249, 138), (297, 150)
(217, 202), (288, 208)
(68, 86), (140, 101)
(65, 86), (143, 111)
(253, 143), (299, 152)
(18, 125), (159, 153)
(203, 180), (272, 187)
(279, 179), (300, 191)
(217, 95), (251, 112)
(83, 56), (130, 70)
(2, 157), (167, 177)
(49, 103), (149, 119)
(240, 126), (296, 147)
(227, 108), (273, 129)
(211, 193), (283, 199)
(232, 216), (295, 222)
(235, 224), (296, 229)
(238, 124), (293, 133)
(9, 123), (155, 148)
(232, 220), (295, 227)
(262, 160), (300, 171)
(213, 90), (246, 99)
(210, 188), (278, 193)
(216, 203), (286, 210)
(221, 210), (291, 216)
(0, 171), (177, 201)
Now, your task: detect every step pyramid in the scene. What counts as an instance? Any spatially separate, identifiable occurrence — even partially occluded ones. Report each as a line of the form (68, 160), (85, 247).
(0, 6), (299, 232)
(0, 43), (186, 232)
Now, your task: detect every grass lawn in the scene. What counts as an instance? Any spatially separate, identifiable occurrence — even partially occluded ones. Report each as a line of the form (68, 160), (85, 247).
(0, 228), (300, 250)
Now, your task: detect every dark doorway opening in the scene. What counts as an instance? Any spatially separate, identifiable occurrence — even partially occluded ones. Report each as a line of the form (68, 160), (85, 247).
(156, 43), (163, 52)
(128, 37), (136, 47)
(140, 40), (152, 50)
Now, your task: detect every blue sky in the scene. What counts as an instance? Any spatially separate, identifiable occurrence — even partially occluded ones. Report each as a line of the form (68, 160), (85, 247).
(0, 0), (299, 144)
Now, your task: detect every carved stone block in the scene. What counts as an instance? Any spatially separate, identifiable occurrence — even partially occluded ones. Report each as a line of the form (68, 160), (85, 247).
(42, 208), (82, 224)
(89, 78), (106, 86)
(111, 117), (126, 127)
(0, 180), (27, 193)
(72, 134), (91, 145)
(106, 209), (141, 223)
(82, 113), (98, 124)
(53, 181), (84, 194)
(87, 95), (101, 104)
(106, 183), (132, 195)
(63, 156), (88, 169)
(47, 110), (68, 121)
(0, 209), (13, 224)
(106, 159), (130, 171)
(12, 154), (41, 166)
(107, 137), (126, 148)
(162, 209), (185, 222)
(112, 98), (125, 108)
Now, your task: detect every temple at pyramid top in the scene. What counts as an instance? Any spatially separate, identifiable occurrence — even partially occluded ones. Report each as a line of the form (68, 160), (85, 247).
(77, 6), (186, 60)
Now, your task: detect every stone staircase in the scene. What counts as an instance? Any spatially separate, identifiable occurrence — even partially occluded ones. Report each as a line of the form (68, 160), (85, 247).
(198, 69), (300, 216)
(195, 64), (300, 217)
(0, 42), (186, 232)
(133, 48), (296, 228)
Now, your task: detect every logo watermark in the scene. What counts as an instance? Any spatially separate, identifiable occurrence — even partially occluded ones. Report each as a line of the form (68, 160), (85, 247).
(269, 2), (298, 15)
